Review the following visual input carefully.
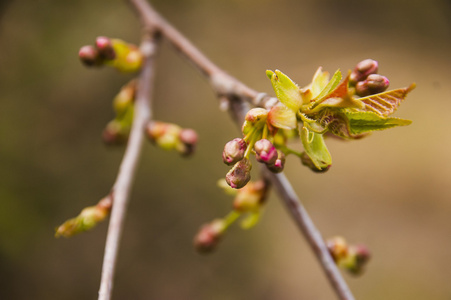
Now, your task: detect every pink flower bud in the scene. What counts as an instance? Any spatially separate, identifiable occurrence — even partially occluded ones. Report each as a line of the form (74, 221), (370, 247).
(178, 128), (198, 157)
(266, 150), (286, 173)
(349, 59), (378, 85)
(222, 138), (247, 165)
(254, 139), (277, 165)
(193, 219), (225, 253)
(226, 158), (252, 189)
(78, 45), (102, 67)
(355, 74), (389, 97)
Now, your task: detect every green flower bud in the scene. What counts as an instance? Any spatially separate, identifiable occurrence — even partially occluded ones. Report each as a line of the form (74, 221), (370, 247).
(244, 108), (268, 125)
(146, 121), (168, 141)
(300, 151), (330, 173)
(226, 158), (252, 189)
(55, 195), (112, 238)
(349, 59), (378, 85)
(266, 150), (286, 173)
(113, 80), (136, 116)
(222, 138), (247, 165)
(355, 74), (390, 97)
(193, 219), (226, 253)
(327, 236), (349, 263)
(78, 45), (102, 67)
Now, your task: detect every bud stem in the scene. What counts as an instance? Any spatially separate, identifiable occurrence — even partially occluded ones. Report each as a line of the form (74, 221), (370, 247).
(222, 210), (241, 229)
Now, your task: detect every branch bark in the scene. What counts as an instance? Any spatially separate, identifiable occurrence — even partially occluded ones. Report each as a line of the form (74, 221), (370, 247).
(97, 33), (158, 300)
(121, 1), (356, 300)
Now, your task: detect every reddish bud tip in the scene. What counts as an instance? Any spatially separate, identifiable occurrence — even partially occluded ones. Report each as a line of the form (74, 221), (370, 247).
(355, 74), (389, 97)
(349, 59), (379, 85)
(254, 139), (278, 165)
(179, 128), (198, 146)
(79, 45), (102, 67)
(223, 138), (247, 165)
(193, 220), (225, 254)
(102, 121), (128, 145)
(95, 36), (116, 60)
(267, 150), (286, 173)
(353, 244), (371, 265)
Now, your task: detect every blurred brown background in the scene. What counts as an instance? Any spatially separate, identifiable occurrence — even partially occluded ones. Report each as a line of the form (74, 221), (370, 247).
(1, 0), (450, 299)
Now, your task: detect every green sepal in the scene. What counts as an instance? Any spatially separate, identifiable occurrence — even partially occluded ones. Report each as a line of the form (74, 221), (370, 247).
(311, 69), (342, 103)
(344, 111), (412, 135)
(300, 125), (332, 170)
(266, 70), (303, 112)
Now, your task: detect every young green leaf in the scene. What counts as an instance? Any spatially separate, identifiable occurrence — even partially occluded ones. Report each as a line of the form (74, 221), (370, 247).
(344, 111), (412, 135)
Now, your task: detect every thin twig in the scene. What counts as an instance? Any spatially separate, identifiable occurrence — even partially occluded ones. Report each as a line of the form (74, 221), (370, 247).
(264, 170), (356, 300)
(97, 33), (158, 300)
(126, 1), (355, 299)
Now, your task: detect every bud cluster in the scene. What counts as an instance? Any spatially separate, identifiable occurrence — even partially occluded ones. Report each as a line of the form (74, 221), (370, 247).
(223, 108), (289, 189)
(55, 195), (112, 238)
(349, 59), (390, 97)
(146, 121), (198, 157)
(102, 80), (137, 145)
(194, 180), (269, 253)
(79, 36), (143, 73)
(327, 236), (371, 275)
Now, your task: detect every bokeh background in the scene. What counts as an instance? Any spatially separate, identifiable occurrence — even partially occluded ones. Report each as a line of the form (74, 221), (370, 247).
(1, 0), (450, 299)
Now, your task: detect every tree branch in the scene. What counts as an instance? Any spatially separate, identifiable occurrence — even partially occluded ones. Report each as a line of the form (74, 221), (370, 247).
(97, 33), (158, 300)
(126, 1), (355, 299)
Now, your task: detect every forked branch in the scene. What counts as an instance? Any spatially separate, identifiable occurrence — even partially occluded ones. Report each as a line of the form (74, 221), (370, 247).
(122, 1), (355, 300)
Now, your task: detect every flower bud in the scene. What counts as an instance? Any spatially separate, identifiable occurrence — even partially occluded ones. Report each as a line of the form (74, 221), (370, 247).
(245, 108), (268, 124)
(113, 80), (136, 116)
(254, 139), (277, 165)
(267, 150), (286, 173)
(353, 244), (371, 268)
(355, 74), (390, 97)
(102, 120), (128, 145)
(96, 36), (116, 60)
(226, 158), (252, 189)
(55, 195), (112, 238)
(222, 138), (247, 165)
(193, 219), (226, 253)
(300, 152), (330, 173)
(146, 121), (168, 141)
(349, 59), (378, 85)
(327, 236), (349, 263)
(178, 128), (198, 157)
(79, 45), (102, 67)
